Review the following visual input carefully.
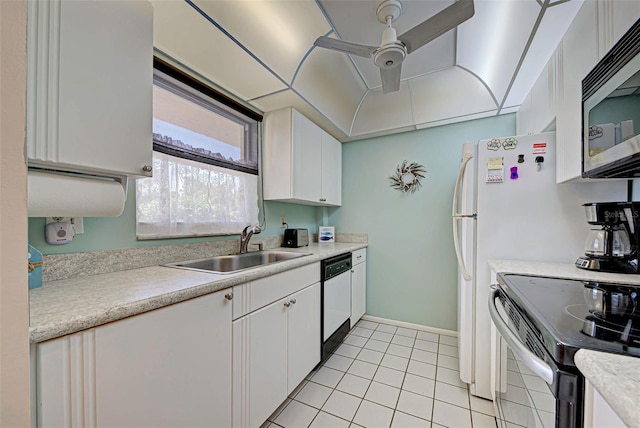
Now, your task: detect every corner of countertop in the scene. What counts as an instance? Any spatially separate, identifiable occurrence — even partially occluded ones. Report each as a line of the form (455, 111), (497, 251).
(575, 349), (640, 428)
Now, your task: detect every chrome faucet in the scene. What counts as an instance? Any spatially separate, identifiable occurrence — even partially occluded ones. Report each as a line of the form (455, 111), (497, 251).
(239, 225), (261, 254)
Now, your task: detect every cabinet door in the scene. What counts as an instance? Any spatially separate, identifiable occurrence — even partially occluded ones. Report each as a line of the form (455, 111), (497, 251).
(292, 110), (322, 203)
(287, 283), (321, 392)
(600, 1), (640, 57)
(583, 379), (627, 428)
(27, 0), (153, 178)
(351, 261), (367, 325)
(556, 1), (598, 182)
(94, 291), (232, 427)
(233, 298), (288, 428)
(321, 131), (342, 206)
(36, 330), (96, 427)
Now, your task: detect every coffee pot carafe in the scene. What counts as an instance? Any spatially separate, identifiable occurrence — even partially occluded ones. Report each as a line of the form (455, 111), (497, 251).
(584, 227), (632, 258)
(576, 202), (640, 273)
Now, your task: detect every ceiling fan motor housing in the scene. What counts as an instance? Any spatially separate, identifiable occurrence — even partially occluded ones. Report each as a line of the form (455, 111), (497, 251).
(374, 43), (406, 69)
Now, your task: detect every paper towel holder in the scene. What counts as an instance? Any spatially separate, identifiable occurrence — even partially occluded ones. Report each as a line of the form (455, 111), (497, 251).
(27, 167), (129, 218)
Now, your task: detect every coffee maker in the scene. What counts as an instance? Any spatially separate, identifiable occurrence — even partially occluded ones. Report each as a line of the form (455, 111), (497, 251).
(576, 202), (640, 273)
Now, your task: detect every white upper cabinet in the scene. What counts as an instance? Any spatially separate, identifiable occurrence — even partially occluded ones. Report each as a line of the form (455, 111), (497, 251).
(599, 0), (640, 56)
(264, 107), (342, 206)
(516, 48), (558, 136)
(27, 0), (153, 178)
(556, 1), (599, 183)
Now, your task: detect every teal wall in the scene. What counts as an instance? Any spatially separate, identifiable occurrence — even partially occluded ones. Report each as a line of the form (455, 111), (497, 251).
(28, 187), (318, 254)
(328, 114), (516, 331)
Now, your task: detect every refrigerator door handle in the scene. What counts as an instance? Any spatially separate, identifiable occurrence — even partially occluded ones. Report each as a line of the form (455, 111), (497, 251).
(453, 152), (474, 281)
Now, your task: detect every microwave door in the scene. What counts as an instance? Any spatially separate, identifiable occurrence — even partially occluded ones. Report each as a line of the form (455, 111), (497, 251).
(582, 19), (640, 178)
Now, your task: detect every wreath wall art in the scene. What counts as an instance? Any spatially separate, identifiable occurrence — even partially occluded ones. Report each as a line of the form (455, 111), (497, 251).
(389, 160), (427, 193)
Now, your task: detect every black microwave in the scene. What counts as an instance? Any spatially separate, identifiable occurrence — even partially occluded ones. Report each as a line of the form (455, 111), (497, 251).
(582, 17), (640, 178)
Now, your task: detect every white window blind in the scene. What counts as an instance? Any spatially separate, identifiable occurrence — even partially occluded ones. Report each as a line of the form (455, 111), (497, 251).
(136, 59), (260, 239)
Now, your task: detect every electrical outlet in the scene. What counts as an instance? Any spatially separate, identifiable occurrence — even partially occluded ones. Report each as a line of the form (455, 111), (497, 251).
(46, 217), (84, 234)
(280, 216), (286, 228)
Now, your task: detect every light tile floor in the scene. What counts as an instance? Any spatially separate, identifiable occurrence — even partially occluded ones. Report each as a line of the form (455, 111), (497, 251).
(262, 320), (497, 428)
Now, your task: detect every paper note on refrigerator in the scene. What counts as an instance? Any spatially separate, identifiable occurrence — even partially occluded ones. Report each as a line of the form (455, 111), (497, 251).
(486, 157), (504, 183)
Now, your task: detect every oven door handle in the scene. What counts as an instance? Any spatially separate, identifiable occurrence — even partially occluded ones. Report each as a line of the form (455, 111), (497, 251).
(489, 287), (554, 385)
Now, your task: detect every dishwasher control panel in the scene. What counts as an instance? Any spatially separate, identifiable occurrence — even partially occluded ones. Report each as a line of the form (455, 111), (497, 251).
(322, 253), (352, 280)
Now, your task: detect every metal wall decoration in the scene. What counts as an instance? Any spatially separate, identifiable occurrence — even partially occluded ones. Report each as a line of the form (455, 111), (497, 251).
(389, 160), (427, 193)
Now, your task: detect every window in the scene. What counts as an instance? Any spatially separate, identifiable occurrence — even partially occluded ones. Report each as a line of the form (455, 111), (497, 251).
(136, 59), (261, 239)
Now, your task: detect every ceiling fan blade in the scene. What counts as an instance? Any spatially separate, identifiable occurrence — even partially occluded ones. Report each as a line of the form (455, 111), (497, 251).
(314, 36), (377, 58)
(380, 65), (402, 94)
(398, 0), (474, 54)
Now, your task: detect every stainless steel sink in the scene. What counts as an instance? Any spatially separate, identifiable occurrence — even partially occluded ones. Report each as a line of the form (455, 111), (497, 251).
(165, 251), (311, 274)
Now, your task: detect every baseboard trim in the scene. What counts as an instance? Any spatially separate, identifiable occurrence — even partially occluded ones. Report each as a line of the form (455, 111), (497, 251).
(360, 315), (458, 337)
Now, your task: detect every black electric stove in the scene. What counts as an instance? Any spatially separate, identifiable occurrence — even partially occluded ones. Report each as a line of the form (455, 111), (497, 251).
(497, 273), (640, 367)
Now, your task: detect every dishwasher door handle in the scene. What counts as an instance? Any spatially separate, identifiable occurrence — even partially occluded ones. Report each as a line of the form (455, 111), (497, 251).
(488, 287), (554, 385)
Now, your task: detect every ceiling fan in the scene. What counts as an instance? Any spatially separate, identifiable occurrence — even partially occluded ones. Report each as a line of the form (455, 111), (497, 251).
(314, 0), (475, 94)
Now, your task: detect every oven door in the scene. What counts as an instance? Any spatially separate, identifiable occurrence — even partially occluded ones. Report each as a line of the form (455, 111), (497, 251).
(489, 287), (573, 428)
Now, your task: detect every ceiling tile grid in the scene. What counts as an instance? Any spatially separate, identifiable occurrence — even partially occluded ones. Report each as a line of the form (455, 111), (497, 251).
(149, 0), (584, 142)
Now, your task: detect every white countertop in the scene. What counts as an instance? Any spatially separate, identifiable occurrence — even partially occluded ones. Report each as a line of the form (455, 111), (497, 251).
(575, 349), (640, 428)
(488, 259), (640, 285)
(30, 243), (366, 343)
(490, 259), (640, 427)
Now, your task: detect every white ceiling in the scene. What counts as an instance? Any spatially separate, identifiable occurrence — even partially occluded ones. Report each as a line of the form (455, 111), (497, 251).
(150, 0), (584, 142)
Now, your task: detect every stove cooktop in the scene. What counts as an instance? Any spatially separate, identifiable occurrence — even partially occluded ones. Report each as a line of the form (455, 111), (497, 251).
(497, 273), (640, 366)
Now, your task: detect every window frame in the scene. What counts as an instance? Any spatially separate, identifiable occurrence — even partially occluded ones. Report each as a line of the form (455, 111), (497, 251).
(152, 57), (261, 175)
(135, 57), (263, 240)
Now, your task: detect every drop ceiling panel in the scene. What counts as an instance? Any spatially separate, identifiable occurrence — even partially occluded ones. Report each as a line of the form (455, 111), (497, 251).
(191, 0), (330, 84)
(294, 48), (368, 133)
(150, 0), (286, 101)
(351, 82), (413, 136)
(503, 0), (583, 107)
(411, 67), (497, 125)
(457, 0), (541, 106)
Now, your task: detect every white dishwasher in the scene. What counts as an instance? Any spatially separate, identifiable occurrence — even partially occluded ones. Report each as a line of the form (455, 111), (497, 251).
(321, 253), (352, 362)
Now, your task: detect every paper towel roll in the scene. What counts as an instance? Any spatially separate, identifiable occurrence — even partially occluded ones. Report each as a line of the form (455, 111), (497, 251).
(28, 170), (127, 217)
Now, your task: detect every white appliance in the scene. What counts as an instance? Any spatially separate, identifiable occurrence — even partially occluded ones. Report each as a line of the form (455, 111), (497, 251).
(452, 132), (627, 399)
(321, 253), (353, 362)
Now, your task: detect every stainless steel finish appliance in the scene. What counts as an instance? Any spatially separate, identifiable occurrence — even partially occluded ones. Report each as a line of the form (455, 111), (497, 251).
(283, 228), (309, 248)
(321, 253), (352, 362)
(582, 17), (640, 178)
(575, 202), (640, 273)
(490, 274), (640, 428)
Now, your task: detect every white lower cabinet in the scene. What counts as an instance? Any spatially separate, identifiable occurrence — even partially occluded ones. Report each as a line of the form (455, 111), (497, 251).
(351, 249), (367, 325)
(233, 282), (320, 428)
(35, 290), (233, 427)
(583, 379), (627, 428)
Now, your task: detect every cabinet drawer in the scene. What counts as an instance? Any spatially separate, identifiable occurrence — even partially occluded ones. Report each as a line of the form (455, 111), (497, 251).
(232, 262), (320, 319)
(352, 248), (366, 264)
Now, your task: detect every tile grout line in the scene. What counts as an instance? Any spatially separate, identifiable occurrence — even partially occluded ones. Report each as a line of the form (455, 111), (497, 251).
(270, 321), (493, 428)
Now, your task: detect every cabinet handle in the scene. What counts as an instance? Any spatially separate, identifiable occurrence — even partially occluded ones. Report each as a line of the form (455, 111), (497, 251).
(319, 198), (326, 202)
(142, 165), (152, 173)
(224, 292), (233, 301)
(290, 298), (296, 305)
(284, 301), (291, 308)
(351, 270), (355, 273)
(357, 255), (362, 260)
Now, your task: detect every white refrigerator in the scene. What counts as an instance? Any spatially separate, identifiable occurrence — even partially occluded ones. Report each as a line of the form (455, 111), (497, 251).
(452, 132), (627, 399)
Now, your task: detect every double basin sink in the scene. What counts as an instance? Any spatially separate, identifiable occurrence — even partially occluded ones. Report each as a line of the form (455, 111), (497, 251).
(166, 251), (311, 274)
